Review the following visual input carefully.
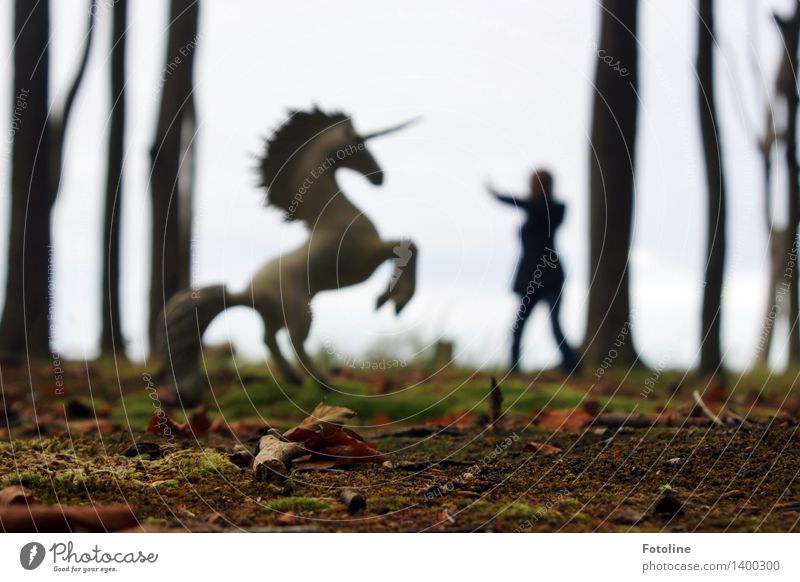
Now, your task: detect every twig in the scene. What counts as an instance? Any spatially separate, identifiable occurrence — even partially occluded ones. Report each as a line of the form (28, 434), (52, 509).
(692, 390), (725, 427)
(252, 434), (306, 482)
(488, 376), (503, 430)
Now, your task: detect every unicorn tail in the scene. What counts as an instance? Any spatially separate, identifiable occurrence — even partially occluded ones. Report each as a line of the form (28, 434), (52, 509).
(155, 284), (244, 406)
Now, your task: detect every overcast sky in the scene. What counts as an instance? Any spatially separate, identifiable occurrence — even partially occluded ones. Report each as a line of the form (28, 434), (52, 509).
(0, 0), (796, 371)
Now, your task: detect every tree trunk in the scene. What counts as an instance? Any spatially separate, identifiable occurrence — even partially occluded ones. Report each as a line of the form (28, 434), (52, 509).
(148, 0), (199, 347)
(100, 0), (127, 354)
(583, 0), (640, 368)
(775, 6), (800, 364)
(0, 0), (52, 360)
(697, 0), (728, 375)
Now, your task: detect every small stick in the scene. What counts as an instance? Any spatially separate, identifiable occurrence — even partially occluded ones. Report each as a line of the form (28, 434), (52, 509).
(692, 390), (725, 427)
(488, 376), (503, 430)
(252, 434), (306, 482)
(339, 488), (367, 514)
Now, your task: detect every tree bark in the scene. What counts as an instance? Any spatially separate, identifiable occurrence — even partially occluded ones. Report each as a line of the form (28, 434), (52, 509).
(697, 0), (728, 376)
(100, 0), (127, 354)
(0, 0), (52, 360)
(148, 0), (199, 347)
(583, 0), (640, 368)
(775, 6), (800, 364)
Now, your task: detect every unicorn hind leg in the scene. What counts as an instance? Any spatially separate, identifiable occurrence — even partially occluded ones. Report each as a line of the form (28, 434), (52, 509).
(286, 307), (337, 393)
(263, 324), (303, 385)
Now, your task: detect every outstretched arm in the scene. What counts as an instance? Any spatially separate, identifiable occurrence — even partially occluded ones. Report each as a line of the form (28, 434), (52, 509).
(487, 185), (530, 209)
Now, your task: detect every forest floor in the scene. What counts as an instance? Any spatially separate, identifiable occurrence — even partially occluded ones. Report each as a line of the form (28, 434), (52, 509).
(1, 356), (799, 532)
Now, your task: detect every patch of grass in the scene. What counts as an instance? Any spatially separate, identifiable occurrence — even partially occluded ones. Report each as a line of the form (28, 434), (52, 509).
(177, 448), (239, 480)
(517, 505), (563, 524)
(501, 502), (538, 519)
(3, 471), (48, 489)
(265, 496), (331, 513)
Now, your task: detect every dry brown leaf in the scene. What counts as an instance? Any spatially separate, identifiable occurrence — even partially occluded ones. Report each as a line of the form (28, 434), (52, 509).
(536, 408), (593, 432)
(0, 486), (38, 506)
(283, 403), (383, 465)
(276, 511), (298, 526)
(146, 406), (210, 438)
(286, 403), (355, 436)
(0, 503), (137, 532)
(523, 441), (562, 455)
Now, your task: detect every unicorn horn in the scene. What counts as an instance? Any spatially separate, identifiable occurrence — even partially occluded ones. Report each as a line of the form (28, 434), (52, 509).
(361, 117), (421, 140)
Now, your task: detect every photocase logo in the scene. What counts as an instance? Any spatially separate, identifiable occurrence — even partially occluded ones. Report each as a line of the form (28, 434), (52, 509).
(20, 542), (46, 570)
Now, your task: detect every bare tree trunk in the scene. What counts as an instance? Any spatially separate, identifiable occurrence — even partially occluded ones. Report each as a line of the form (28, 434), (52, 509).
(148, 0), (199, 347)
(583, 0), (640, 368)
(697, 0), (728, 376)
(100, 0), (127, 354)
(775, 6), (800, 364)
(0, 0), (52, 360)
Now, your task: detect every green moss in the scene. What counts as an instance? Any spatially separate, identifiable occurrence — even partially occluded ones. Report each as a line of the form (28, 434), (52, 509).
(177, 448), (239, 479)
(265, 496), (331, 513)
(501, 502), (538, 519)
(5, 471), (48, 489)
(531, 506), (563, 523)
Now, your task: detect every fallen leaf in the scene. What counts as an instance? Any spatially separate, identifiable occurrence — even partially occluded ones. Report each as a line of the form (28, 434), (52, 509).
(286, 403), (355, 436)
(582, 400), (601, 416)
(0, 504), (138, 532)
(283, 403), (383, 465)
(523, 441), (562, 455)
(147, 410), (186, 437)
(188, 406), (211, 434)
(536, 408), (593, 432)
(276, 511), (298, 526)
(0, 486), (38, 506)
(146, 406), (210, 438)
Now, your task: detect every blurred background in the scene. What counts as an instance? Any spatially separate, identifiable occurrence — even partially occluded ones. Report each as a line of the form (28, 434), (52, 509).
(0, 0), (796, 372)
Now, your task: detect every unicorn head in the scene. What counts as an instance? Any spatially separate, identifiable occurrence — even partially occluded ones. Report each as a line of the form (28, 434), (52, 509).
(258, 107), (418, 222)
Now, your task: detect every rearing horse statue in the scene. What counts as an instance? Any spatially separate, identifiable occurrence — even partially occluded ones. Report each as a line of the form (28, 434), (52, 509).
(155, 108), (419, 405)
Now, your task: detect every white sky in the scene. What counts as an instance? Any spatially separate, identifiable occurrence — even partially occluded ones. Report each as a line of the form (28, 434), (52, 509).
(0, 0), (796, 371)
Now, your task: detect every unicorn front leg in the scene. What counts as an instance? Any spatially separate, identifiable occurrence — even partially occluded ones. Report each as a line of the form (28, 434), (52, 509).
(376, 239), (418, 314)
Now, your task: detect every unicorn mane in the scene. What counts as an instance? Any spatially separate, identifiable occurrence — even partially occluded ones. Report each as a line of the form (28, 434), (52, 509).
(257, 107), (350, 217)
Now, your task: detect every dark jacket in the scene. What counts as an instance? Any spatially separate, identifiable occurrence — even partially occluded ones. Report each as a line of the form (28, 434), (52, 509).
(492, 191), (566, 296)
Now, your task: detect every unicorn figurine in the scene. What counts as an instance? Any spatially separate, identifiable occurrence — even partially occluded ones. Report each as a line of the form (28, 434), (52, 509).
(155, 108), (419, 405)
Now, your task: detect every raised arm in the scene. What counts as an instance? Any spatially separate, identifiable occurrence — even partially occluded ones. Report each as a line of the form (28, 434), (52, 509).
(487, 186), (530, 210)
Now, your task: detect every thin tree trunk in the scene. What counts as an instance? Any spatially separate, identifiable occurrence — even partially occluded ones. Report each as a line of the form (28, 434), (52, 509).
(148, 0), (199, 347)
(775, 6), (800, 364)
(0, 0), (52, 360)
(697, 0), (728, 376)
(583, 0), (640, 368)
(100, 0), (127, 354)
(754, 104), (778, 366)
